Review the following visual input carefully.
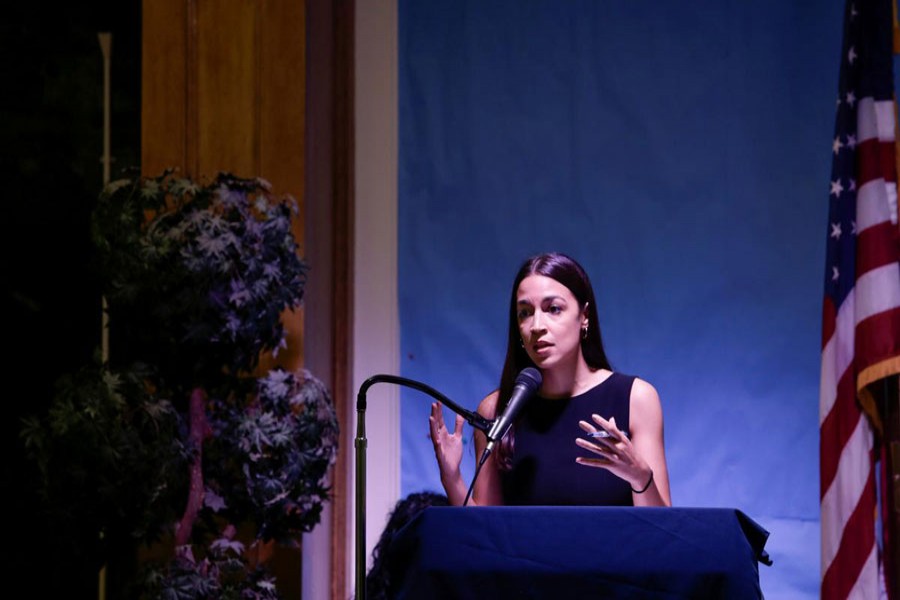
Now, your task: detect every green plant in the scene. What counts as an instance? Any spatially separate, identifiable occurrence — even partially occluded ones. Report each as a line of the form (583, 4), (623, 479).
(21, 170), (339, 599)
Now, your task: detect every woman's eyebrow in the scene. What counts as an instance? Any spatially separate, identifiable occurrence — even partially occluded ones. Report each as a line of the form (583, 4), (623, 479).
(517, 295), (564, 305)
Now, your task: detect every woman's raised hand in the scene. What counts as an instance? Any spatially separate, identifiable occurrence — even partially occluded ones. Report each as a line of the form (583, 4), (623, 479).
(429, 401), (465, 479)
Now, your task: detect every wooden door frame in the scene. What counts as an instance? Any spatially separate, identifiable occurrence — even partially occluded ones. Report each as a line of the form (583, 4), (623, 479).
(304, 1), (354, 598)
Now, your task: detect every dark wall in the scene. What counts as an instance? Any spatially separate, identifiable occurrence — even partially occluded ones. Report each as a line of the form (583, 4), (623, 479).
(2, 3), (140, 597)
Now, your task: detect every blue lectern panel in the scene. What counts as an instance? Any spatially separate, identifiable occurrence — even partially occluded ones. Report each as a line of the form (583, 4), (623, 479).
(388, 506), (770, 599)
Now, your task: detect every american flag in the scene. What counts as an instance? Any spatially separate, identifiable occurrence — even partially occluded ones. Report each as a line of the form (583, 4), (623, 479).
(820, 0), (900, 598)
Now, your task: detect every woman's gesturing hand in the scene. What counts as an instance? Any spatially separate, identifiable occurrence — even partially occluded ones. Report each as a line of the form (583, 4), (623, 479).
(574, 414), (652, 492)
(429, 401), (465, 480)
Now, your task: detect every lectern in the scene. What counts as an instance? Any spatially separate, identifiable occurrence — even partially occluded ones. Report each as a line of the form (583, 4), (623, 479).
(386, 506), (771, 599)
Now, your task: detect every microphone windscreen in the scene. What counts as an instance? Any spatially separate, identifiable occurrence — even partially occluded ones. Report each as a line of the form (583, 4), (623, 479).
(515, 367), (542, 391)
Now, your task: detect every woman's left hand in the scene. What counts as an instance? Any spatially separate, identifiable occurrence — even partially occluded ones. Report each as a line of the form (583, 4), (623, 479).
(575, 414), (652, 491)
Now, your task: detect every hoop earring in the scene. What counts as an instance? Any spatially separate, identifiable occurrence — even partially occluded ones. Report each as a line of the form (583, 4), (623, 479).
(581, 326), (588, 340)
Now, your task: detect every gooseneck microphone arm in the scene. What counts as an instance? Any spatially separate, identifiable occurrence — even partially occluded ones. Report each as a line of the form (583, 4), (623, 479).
(354, 374), (492, 600)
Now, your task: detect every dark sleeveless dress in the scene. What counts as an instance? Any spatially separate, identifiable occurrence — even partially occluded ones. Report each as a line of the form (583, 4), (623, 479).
(500, 372), (636, 506)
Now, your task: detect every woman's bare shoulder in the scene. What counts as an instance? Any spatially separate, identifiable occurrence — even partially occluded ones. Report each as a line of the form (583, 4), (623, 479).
(629, 377), (662, 414)
(477, 390), (501, 419)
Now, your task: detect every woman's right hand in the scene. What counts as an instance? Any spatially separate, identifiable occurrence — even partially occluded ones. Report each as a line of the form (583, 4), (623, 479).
(429, 401), (465, 481)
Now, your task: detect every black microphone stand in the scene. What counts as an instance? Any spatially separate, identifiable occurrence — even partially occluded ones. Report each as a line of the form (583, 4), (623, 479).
(355, 374), (492, 600)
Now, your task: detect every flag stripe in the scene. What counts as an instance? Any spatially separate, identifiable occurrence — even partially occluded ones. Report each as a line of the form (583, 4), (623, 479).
(855, 262), (900, 323)
(820, 365), (861, 494)
(821, 415), (873, 567)
(856, 222), (898, 273)
(822, 458), (877, 600)
(846, 546), (881, 600)
(819, 290), (855, 423)
(856, 305), (900, 375)
(857, 178), (898, 231)
(857, 140), (897, 187)
(822, 296), (837, 350)
(856, 97), (896, 143)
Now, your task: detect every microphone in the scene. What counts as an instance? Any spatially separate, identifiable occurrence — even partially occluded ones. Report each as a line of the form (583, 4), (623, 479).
(483, 367), (543, 459)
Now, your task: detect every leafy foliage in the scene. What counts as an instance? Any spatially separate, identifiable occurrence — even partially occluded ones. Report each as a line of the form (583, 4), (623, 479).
(138, 528), (280, 600)
(21, 170), (339, 598)
(205, 369), (339, 543)
(92, 170), (309, 387)
(21, 360), (187, 560)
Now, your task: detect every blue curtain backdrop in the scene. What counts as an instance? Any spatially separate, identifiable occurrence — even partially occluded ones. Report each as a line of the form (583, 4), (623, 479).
(398, 2), (844, 598)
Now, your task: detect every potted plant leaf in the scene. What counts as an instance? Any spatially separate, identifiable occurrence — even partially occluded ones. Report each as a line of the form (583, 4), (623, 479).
(21, 169), (339, 598)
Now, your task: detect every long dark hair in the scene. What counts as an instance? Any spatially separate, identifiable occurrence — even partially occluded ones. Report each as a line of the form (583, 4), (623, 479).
(494, 252), (612, 467)
(365, 491), (450, 599)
